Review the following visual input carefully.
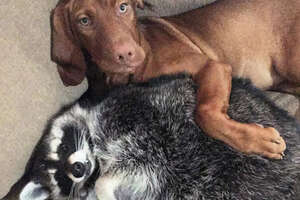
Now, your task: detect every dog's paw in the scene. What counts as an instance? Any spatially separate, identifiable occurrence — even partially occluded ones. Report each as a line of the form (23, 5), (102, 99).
(237, 124), (286, 159)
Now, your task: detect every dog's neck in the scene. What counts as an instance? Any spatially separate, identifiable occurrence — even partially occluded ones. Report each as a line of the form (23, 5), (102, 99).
(131, 25), (153, 82)
(132, 16), (207, 82)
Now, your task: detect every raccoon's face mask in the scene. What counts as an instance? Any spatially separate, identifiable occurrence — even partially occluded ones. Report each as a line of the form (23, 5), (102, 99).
(2, 107), (99, 200)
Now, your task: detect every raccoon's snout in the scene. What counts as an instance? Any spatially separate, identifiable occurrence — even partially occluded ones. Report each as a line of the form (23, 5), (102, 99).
(71, 162), (86, 178)
(69, 160), (92, 179)
(67, 149), (94, 183)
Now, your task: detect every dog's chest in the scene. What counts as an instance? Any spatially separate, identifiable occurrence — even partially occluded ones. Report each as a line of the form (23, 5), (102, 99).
(140, 52), (207, 81)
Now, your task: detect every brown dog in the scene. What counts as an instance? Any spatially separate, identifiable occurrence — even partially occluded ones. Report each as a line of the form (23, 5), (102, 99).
(51, 0), (300, 159)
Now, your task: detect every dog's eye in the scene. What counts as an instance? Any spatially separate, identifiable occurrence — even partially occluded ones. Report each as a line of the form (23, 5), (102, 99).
(79, 17), (91, 26)
(119, 3), (129, 13)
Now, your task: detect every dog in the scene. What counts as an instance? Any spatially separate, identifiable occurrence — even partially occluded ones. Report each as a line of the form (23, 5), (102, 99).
(50, 0), (300, 159)
(3, 74), (300, 200)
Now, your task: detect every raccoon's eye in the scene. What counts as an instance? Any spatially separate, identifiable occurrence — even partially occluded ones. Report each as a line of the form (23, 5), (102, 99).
(39, 163), (46, 171)
(60, 144), (69, 153)
(88, 139), (94, 147)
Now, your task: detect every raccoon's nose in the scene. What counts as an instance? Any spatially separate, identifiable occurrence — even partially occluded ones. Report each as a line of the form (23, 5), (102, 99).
(71, 162), (86, 178)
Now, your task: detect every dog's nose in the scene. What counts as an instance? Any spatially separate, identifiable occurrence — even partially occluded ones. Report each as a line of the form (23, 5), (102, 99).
(71, 162), (86, 178)
(117, 51), (133, 61)
(116, 46), (135, 62)
(113, 41), (145, 68)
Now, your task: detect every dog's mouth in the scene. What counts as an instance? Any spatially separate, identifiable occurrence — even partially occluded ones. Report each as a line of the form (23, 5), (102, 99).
(93, 54), (146, 86)
(125, 55), (145, 70)
(111, 61), (143, 74)
(105, 72), (132, 85)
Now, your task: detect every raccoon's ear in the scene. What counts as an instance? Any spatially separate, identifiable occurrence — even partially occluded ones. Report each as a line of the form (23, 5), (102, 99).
(19, 182), (49, 200)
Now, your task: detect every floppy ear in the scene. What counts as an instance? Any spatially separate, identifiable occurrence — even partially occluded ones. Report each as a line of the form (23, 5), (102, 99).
(19, 182), (49, 200)
(51, 0), (87, 86)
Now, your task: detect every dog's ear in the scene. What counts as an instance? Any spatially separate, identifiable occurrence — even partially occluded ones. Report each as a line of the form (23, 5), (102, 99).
(51, 0), (86, 86)
(136, 0), (144, 9)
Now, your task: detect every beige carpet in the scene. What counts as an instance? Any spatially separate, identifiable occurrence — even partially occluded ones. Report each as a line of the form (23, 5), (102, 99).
(0, 0), (299, 198)
(0, 0), (87, 197)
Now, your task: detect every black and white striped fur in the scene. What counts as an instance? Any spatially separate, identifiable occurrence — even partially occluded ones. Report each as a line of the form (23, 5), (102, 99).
(2, 103), (99, 200)
(3, 74), (300, 200)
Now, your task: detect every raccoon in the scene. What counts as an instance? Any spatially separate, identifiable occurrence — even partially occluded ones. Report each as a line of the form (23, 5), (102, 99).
(2, 103), (99, 200)
(90, 74), (300, 200)
(3, 74), (300, 200)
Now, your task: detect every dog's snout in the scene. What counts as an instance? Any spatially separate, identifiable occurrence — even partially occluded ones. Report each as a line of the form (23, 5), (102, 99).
(113, 42), (145, 69)
(118, 51), (133, 61)
(71, 162), (86, 178)
(116, 45), (135, 62)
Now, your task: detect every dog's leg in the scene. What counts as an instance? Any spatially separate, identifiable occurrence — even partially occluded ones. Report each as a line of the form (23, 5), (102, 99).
(194, 61), (286, 159)
(273, 15), (300, 96)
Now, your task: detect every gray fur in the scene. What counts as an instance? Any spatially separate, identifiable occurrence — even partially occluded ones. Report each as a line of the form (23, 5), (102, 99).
(3, 74), (300, 200)
(90, 74), (300, 200)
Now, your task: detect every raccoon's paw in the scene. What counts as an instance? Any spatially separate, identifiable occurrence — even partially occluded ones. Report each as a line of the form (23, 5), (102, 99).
(241, 124), (286, 159)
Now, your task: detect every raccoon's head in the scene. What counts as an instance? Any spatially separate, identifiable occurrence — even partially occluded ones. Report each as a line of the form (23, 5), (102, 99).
(2, 104), (99, 200)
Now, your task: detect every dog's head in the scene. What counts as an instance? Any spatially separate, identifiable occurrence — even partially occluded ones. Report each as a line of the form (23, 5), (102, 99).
(51, 0), (147, 86)
(2, 104), (99, 200)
